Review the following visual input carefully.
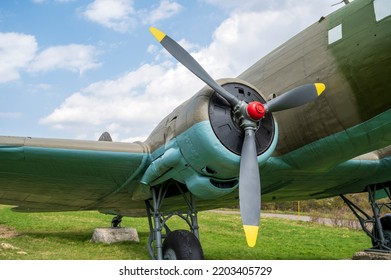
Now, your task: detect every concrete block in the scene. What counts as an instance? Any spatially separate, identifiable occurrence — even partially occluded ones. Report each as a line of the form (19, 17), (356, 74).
(91, 227), (139, 244)
(353, 250), (391, 260)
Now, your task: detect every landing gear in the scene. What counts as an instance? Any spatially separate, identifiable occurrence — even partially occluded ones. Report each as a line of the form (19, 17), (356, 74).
(111, 215), (123, 228)
(145, 183), (204, 260)
(341, 184), (391, 252)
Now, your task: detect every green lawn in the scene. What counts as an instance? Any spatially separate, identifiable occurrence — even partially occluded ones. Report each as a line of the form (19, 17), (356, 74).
(0, 205), (370, 260)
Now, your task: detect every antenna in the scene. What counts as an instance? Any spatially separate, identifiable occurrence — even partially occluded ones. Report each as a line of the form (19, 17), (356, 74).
(332, 0), (350, 6)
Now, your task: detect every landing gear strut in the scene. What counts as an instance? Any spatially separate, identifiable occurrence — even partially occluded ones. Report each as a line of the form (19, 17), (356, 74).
(341, 184), (391, 252)
(111, 215), (123, 228)
(145, 182), (204, 260)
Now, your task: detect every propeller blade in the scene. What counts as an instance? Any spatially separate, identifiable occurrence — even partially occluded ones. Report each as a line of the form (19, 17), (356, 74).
(150, 27), (240, 107)
(239, 128), (261, 247)
(265, 83), (325, 113)
(149, 26), (326, 248)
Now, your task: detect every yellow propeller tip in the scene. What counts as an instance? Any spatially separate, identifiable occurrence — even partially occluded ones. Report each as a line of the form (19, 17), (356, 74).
(150, 27), (166, 42)
(315, 83), (326, 96)
(243, 225), (259, 247)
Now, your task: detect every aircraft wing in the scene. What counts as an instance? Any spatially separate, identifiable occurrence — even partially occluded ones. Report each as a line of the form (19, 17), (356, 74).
(0, 136), (150, 213)
(260, 145), (391, 202)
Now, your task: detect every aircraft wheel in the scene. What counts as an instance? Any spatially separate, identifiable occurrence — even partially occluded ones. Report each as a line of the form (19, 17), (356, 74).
(371, 214), (391, 247)
(162, 230), (204, 260)
(380, 214), (391, 230)
(384, 230), (391, 245)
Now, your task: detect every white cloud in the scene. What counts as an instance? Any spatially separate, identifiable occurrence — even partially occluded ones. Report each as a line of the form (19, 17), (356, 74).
(195, 0), (338, 77)
(0, 32), (37, 83)
(81, 0), (183, 32)
(142, 0), (183, 25)
(147, 44), (158, 54)
(81, 0), (136, 33)
(41, 0), (338, 141)
(40, 63), (203, 140)
(29, 44), (101, 74)
(0, 33), (101, 83)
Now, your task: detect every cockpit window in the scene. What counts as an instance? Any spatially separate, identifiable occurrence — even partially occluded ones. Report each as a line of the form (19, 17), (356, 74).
(374, 0), (391, 21)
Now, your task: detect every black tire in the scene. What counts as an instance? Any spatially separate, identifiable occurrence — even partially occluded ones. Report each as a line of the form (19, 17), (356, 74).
(371, 214), (391, 247)
(380, 214), (391, 231)
(381, 214), (391, 248)
(162, 230), (204, 260)
(384, 230), (391, 247)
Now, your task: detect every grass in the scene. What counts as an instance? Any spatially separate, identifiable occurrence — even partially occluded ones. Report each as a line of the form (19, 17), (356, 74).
(0, 205), (370, 260)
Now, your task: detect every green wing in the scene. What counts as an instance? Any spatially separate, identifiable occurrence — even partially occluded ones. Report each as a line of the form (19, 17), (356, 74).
(259, 147), (391, 202)
(0, 136), (150, 213)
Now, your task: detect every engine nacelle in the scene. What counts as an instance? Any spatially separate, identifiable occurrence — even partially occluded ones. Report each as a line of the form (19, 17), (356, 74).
(142, 78), (278, 199)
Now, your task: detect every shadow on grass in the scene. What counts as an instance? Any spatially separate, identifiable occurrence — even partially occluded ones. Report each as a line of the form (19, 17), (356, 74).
(3, 230), (152, 260)
(21, 229), (150, 243)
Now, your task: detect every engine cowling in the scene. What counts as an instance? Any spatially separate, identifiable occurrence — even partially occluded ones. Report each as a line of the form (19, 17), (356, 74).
(142, 78), (278, 199)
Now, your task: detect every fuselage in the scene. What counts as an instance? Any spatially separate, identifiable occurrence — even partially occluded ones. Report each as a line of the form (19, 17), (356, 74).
(239, 0), (391, 159)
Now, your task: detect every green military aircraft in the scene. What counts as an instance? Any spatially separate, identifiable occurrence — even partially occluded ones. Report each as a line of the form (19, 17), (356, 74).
(0, 0), (390, 259)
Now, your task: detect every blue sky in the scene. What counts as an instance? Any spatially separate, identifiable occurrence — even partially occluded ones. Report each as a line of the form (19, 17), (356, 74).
(0, 0), (340, 142)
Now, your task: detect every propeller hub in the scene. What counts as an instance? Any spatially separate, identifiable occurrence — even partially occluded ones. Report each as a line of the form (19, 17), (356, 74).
(209, 82), (276, 156)
(247, 101), (266, 120)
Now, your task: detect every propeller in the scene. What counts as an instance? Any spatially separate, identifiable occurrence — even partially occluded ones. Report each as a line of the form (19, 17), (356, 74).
(150, 26), (326, 247)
